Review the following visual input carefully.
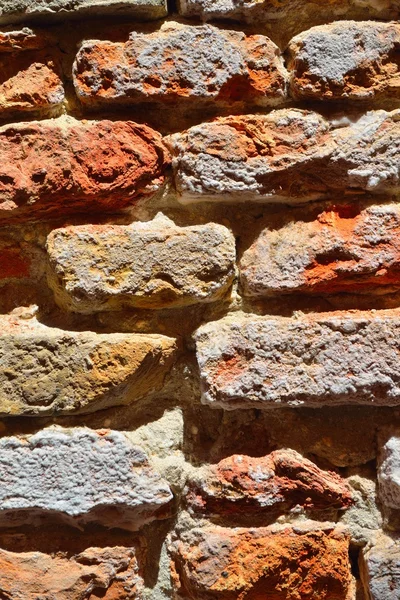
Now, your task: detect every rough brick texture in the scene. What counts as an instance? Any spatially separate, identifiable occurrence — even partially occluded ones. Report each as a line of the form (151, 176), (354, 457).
(0, 427), (173, 530)
(74, 22), (287, 109)
(0, 4), (399, 600)
(186, 450), (353, 516)
(240, 203), (400, 296)
(0, 116), (169, 223)
(288, 21), (400, 102)
(0, 0), (167, 25)
(46, 215), (236, 312)
(0, 313), (177, 416)
(168, 109), (400, 204)
(171, 525), (353, 599)
(0, 546), (143, 599)
(360, 534), (400, 600)
(195, 310), (400, 409)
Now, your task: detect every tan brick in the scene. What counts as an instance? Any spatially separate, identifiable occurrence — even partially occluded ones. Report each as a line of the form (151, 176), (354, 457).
(0, 546), (143, 599)
(46, 214), (236, 312)
(167, 109), (400, 203)
(187, 449), (353, 516)
(240, 203), (400, 297)
(195, 310), (400, 409)
(288, 21), (400, 102)
(0, 313), (177, 416)
(0, 0), (167, 25)
(0, 116), (169, 223)
(0, 427), (173, 530)
(73, 22), (287, 109)
(170, 524), (353, 600)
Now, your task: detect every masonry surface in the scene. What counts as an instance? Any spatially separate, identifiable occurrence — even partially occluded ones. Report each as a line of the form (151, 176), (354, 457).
(0, 1), (400, 599)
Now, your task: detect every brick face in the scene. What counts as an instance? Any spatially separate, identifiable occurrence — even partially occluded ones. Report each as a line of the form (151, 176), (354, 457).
(0, 6), (399, 600)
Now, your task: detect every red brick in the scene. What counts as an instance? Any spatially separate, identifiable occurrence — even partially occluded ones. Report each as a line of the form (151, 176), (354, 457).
(0, 116), (169, 223)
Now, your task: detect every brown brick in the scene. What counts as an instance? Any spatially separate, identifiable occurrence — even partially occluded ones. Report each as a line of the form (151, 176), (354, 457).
(187, 449), (353, 517)
(0, 116), (169, 223)
(288, 21), (400, 102)
(73, 22), (287, 109)
(240, 203), (400, 297)
(170, 524), (353, 599)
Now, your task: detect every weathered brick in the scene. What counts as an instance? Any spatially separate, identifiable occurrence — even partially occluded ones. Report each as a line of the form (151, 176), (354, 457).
(177, 0), (398, 45)
(195, 310), (400, 409)
(288, 21), (400, 102)
(3, 549), (142, 600)
(167, 109), (400, 203)
(0, 0), (167, 25)
(0, 116), (169, 223)
(0, 427), (172, 530)
(377, 433), (400, 510)
(360, 534), (400, 600)
(0, 545), (143, 599)
(167, 110), (335, 204)
(187, 449), (353, 516)
(240, 203), (400, 297)
(73, 22), (287, 109)
(46, 214), (236, 312)
(0, 313), (177, 416)
(170, 524), (353, 599)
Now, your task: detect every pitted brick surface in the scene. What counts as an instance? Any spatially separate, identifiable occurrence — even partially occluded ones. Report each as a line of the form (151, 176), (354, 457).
(46, 214), (236, 312)
(0, 116), (169, 223)
(240, 203), (400, 296)
(74, 22), (287, 109)
(195, 310), (400, 409)
(0, 314), (177, 416)
(0, 427), (173, 530)
(288, 21), (400, 102)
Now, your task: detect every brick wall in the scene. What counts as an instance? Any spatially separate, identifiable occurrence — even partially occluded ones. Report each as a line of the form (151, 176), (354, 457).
(0, 1), (399, 598)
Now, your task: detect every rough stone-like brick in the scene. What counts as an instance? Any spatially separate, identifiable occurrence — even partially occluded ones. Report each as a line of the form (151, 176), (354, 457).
(187, 449), (353, 516)
(167, 109), (400, 203)
(195, 310), (400, 409)
(73, 22), (287, 109)
(360, 534), (400, 600)
(240, 203), (400, 297)
(377, 434), (400, 510)
(166, 109), (335, 204)
(177, 0), (399, 45)
(0, 545), (143, 599)
(0, 0), (167, 25)
(0, 313), (177, 416)
(0, 116), (169, 223)
(46, 214), (236, 312)
(332, 109), (400, 194)
(170, 524), (353, 599)
(0, 427), (173, 530)
(288, 21), (400, 102)
(0, 29), (64, 118)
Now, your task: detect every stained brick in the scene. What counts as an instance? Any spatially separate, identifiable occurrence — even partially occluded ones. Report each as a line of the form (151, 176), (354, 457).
(0, 313), (177, 416)
(187, 450), (353, 516)
(46, 214), (236, 312)
(0, 116), (169, 223)
(0, 427), (172, 530)
(240, 203), (400, 297)
(73, 22), (287, 109)
(195, 310), (400, 409)
(288, 21), (400, 102)
(170, 524), (353, 599)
